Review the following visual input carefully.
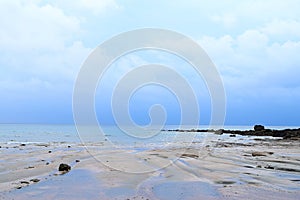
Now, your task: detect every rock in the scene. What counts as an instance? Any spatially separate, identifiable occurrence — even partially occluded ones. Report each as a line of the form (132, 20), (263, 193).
(252, 152), (267, 156)
(30, 178), (40, 183)
(265, 165), (274, 170)
(215, 129), (224, 135)
(75, 160), (80, 163)
(20, 144), (26, 146)
(251, 151), (273, 157)
(164, 127), (300, 139)
(48, 150), (52, 153)
(254, 125), (265, 131)
(20, 181), (30, 184)
(229, 134), (236, 137)
(58, 163), (71, 172)
(180, 154), (199, 159)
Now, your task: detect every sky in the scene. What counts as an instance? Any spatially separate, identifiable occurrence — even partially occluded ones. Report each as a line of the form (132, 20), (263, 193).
(0, 0), (300, 126)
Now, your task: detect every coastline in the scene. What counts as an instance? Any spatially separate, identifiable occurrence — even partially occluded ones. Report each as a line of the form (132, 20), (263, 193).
(164, 125), (300, 139)
(0, 126), (299, 199)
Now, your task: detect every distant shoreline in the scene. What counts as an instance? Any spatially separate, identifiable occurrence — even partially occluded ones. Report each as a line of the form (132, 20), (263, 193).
(163, 125), (300, 139)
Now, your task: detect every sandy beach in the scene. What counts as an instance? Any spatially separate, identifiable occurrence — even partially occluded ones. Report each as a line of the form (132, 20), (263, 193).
(1, 131), (299, 200)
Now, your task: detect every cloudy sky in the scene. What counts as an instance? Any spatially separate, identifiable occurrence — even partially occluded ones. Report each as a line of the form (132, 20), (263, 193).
(1, 0), (300, 126)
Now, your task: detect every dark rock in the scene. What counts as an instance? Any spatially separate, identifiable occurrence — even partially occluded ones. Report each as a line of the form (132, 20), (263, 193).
(265, 165), (274, 170)
(20, 144), (26, 146)
(48, 150), (52, 153)
(164, 126), (300, 139)
(252, 152), (267, 156)
(68, 145), (71, 148)
(58, 163), (71, 172)
(254, 125), (265, 131)
(30, 178), (40, 183)
(20, 181), (30, 184)
(75, 160), (80, 163)
(180, 153), (199, 159)
(229, 134), (236, 137)
(252, 151), (273, 157)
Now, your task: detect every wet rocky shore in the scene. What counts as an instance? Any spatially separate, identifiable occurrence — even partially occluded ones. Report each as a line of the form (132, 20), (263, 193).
(164, 125), (300, 139)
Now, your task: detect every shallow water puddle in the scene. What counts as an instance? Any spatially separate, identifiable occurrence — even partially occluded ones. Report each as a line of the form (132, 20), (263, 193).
(153, 181), (220, 200)
(5, 169), (104, 200)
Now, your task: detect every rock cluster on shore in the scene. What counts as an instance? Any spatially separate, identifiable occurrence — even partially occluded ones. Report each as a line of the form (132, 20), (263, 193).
(164, 125), (300, 139)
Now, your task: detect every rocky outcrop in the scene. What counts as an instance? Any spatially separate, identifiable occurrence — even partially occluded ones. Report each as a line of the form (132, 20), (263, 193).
(254, 125), (265, 131)
(164, 125), (300, 139)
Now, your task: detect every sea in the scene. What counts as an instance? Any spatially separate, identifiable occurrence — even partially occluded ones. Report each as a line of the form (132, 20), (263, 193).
(0, 124), (295, 148)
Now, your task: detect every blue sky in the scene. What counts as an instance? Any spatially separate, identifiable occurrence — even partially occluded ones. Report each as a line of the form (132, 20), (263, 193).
(0, 0), (300, 125)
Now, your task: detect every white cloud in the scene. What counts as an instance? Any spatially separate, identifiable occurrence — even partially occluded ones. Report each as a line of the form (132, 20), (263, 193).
(261, 19), (300, 41)
(0, 0), (80, 50)
(237, 30), (268, 51)
(0, 0), (91, 95)
(198, 21), (300, 97)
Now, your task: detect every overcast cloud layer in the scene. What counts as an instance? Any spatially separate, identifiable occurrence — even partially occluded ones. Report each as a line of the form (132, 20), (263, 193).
(0, 0), (299, 125)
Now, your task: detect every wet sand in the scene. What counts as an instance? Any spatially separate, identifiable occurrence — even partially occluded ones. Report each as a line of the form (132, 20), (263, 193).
(0, 134), (299, 199)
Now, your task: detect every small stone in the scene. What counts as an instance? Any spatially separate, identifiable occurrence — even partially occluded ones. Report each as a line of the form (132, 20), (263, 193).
(20, 144), (26, 146)
(229, 134), (236, 137)
(48, 150), (52, 153)
(46, 162), (49, 165)
(30, 178), (40, 183)
(252, 152), (267, 156)
(265, 165), (274, 170)
(58, 163), (71, 172)
(20, 181), (30, 184)
(75, 160), (80, 163)
(68, 145), (71, 148)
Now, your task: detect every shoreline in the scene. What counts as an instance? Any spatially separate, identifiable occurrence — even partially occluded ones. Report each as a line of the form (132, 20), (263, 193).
(163, 125), (300, 139)
(0, 126), (299, 199)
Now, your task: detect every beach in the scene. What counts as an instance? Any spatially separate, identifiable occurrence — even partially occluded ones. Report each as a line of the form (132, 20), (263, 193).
(0, 125), (299, 199)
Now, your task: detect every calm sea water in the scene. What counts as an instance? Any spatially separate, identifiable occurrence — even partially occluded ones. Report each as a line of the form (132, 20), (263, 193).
(0, 124), (295, 147)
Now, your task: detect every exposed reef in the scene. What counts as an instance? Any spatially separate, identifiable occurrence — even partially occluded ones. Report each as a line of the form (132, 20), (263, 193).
(164, 125), (300, 139)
